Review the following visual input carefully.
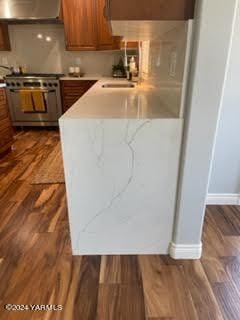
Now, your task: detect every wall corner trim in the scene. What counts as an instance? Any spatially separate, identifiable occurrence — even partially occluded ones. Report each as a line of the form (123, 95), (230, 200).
(206, 193), (240, 205)
(169, 242), (202, 260)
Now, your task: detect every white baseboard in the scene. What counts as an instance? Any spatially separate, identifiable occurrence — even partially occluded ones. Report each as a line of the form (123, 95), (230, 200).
(169, 242), (202, 260)
(206, 193), (240, 205)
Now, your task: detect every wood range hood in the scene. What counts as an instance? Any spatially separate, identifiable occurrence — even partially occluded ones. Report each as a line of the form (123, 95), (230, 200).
(105, 0), (196, 40)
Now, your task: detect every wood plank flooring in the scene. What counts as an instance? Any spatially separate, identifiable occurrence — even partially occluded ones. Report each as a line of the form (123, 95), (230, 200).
(0, 129), (239, 320)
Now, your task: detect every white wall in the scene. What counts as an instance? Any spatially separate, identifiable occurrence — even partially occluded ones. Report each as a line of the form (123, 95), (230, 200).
(0, 24), (122, 76)
(209, 2), (240, 196)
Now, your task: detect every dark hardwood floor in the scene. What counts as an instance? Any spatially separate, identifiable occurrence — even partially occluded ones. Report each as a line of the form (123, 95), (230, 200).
(0, 129), (239, 320)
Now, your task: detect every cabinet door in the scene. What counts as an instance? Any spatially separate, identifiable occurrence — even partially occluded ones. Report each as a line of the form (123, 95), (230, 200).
(0, 88), (13, 156)
(121, 41), (139, 49)
(62, 0), (97, 51)
(61, 80), (97, 112)
(96, 0), (121, 50)
(0, 24), (11, 51)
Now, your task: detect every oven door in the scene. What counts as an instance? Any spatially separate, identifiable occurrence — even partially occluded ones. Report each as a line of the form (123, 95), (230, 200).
(8, 88), (59, 123)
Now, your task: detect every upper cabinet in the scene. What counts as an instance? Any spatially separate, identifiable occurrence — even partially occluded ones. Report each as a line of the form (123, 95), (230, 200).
(121, 41), (139, 49)
(96, 0), (121, 50)
(62, 0), (121, 51)
(62, 0), (98, 51)
(105, 0), (196, 20)
(0, 24), (11, 51)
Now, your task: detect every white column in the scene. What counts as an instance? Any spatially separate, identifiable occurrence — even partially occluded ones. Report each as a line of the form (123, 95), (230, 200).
(170, 0), (239, 259)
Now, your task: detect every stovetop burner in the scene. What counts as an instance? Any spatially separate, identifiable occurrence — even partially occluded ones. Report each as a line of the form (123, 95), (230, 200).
(5, 73), (64, 78)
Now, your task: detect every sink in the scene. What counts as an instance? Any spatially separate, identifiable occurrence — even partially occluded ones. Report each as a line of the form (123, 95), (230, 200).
(102, 83), (135, 88)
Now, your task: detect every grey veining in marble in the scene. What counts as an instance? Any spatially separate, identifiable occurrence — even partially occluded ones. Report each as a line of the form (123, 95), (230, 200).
(60, 118), (183, 254)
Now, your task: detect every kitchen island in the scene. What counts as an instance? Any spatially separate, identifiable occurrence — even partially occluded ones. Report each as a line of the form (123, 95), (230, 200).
(59, 79), (183, 254)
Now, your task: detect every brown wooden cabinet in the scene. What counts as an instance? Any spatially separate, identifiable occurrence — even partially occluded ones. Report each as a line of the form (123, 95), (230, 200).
(121, 41), (139, 49)
(96, 0), (121, 50)
(62, 0), (121, 51)
(61, 80), (97, 112)
(0, 24), (11, 51)
(62, 0), (98, 51)
(0, 87), (14, 156)
(105, 0), (196, 20)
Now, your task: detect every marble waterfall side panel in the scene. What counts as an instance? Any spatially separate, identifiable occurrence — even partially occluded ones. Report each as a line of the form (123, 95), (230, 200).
(60, 118), (183, 254)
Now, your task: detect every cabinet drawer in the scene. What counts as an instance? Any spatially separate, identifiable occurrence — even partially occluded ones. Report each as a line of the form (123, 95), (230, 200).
(61, 80), (97, 112)
(63, 90), (87, 96)
(62, 80), (96, 88)
(0, 117), (11, 131)
(63, 92), (87, 102)
(0, 96), (6, 105)
(0, 126), (13, 149)
(64, 98), (81, 105)
(0, 106), (8, 120)
(64, 95), (83, 100)
(0, 91), (6, 103)
(0, 88), (5, 97)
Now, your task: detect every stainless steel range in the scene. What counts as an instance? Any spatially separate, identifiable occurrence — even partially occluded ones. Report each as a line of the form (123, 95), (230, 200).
(5, 73), (63, 127)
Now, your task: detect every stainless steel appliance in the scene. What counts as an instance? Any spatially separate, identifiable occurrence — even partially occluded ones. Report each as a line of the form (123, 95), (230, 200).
(0, 0), (61, 22)
(5, 74), (63, 127)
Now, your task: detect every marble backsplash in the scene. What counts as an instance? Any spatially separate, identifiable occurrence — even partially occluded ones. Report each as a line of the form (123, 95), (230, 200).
(0, 23), (190, 91)
(140, 23), (189, 86)
(0, 24), (123, 76)
(140, 22), (191, 118)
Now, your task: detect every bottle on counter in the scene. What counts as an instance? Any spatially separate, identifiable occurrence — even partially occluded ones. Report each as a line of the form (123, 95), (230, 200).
(128, 56), (138, 82)
(129, 56), (136, 73)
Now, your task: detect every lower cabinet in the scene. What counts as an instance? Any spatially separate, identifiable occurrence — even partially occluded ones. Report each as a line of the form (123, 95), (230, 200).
(0, 88), (14, 156)
(61, 80), (97, 113)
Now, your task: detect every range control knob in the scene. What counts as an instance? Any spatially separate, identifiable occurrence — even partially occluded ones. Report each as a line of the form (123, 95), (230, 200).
(43, 83), (47, 87)
(6, 82), (10, 86)
(54, 83), (58, 87)
(16, 82), (20, 87)
(48, 83), (53, 87)
(11, 82), (15, 86)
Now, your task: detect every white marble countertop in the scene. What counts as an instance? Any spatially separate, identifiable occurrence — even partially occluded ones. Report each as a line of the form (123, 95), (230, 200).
(60, 79), (182, 120)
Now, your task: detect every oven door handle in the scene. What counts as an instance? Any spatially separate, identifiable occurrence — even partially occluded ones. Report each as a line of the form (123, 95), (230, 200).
(10, 89), (55, 93)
